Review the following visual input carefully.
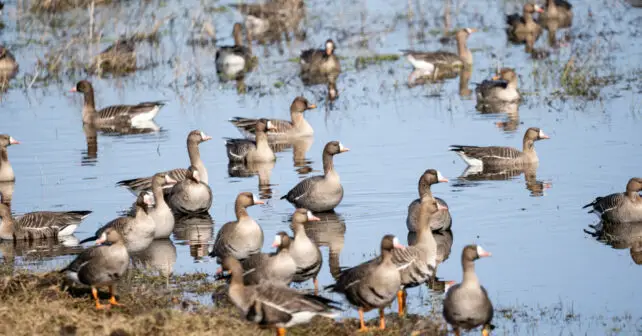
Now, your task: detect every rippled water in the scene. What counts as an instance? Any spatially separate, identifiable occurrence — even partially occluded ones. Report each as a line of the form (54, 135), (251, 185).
(1, 0), (642, 334)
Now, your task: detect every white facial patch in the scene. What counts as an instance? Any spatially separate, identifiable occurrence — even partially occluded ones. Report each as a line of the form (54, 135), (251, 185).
(200, 131), (206, 138)
(476, 245), (487, 256)
(273, 234), (282, 246)
(338, 142), (345, 151)
(392, 237), (399, 246)
(143, 192), (153, 205)
(307, 210), (314, 220)
(539, 129), (546, 138)
(267, 121), (273, 129)
(437, 171), (445, 181)
(466, 28), (473, 34)
(252, 194), (259, 203)
(326, 41), (333, 50)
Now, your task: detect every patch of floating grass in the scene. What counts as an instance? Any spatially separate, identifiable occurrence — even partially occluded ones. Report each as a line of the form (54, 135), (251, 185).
(355, 54), (400, 68)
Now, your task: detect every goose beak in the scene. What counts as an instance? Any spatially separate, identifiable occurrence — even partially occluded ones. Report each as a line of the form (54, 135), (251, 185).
(307, 210), (320, 221)
(165, 175), (178, 185)
(535, 5), (544, 12)
(9, 137), (19, 145)
(437, 203), (449, 211)
(492, 75), (500, 81)
(307, 104), (317, 109)
(539, 130), (550, 139)
(70, 87), (77, 93)
(95, 233), (107, 245)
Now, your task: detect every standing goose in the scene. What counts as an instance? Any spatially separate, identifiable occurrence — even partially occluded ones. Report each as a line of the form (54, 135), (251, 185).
(475, 68), (521, 103)
(209, 192), (264, 261)
(281, 141), (349, 212)
(226, 119), (277, 163)
(443, 245), (493, 336)
(0, 203), (92, 241)
(450, 127), (549, 168)
(229, 96), (317, 140)
(81, 192), (155, 253)
(583, 178), (642, 223)
(401, 28), (477, 79)
(289, 208), (322, 294)
(506, 4), (544, 44)
(116, 130), (212, 195)
(216, 23), (253, 79)
(300, 39), (341, 76)
(406, 169), (452, 232)
(220, 256), (340, 336)
(326, 235), (405, 331)
(70, 80), (165, 126)
(0, 46), (18, 78)
(148, 173), (178, 238)
(60, 227), (129, 309)
(167, 166), (213, 215)
(538, 0), (573, 27)
(0, 134), (19, 182)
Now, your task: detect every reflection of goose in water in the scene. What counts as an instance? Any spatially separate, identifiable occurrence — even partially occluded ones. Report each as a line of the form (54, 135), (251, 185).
(586, 221), (642, 265)
(267, 136), (313, 174)
(0, 238), (83, 265)
(455, 164), (551, 197)
(407, 229), (453, 265)
(173, 213), (214, 262)
(302, 212), (346, 279)
(228, 161), (275, 199)
(0, 181), (13, 206)
(130, 239), (177, 276)
(81, 122), (164, 166)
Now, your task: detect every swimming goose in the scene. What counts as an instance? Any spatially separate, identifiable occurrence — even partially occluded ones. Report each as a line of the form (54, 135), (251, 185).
(0, 46), (18, 78)
(220, 256), (340, 336)
(288, 209), (322, 293)
(167, 166), (213, 215)
(300, 39), (341, 76)
(450, 127), (549, 168)
(209, 192), (264, 261)
(60, 227), (129, 309)
(326, 235), (405, 331)
(475, 68), (521, 103)
(71, 80), (165, 126)
(0, 134), (19, 182)
(81, 192), (155, 253)
(443, 245), (494, 336)
(583, 178), (642, 223)
(148, 173), (178, 238)
(281, 141), (349, 212)
(226, 119), (277, 163)
(216, 23), (253, 80)
(116, 130), (212, 195)
(0, 203), (92, 241)
(92, 38), (136, 74)
(401, 28), (476, 79)
(229, 96), (317, 140)
(506, 4), (544, 44)
(406, 169), (452, 232)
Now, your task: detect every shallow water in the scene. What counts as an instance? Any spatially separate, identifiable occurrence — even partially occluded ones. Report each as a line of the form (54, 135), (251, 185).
(1, 0), (642, 334)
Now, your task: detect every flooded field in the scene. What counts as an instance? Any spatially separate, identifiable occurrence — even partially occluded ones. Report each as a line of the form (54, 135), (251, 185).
(1, 0), (642, 334)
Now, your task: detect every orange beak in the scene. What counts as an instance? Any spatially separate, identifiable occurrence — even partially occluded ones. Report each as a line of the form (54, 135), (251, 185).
(307, 104), (317, 109)
(492, 75), (500, 81)
(70, 87), (77, 93)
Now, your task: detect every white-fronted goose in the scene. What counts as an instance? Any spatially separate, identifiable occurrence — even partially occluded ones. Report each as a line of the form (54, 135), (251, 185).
(60, 227), (129, 309)
(401, 28), (476, 79)
(300, 39), (341, 76)
(229, 231), (296, 286)
(450, 127), (549, 168)
(216, 23), (253, 79)
(289, 209), (322, 293)
(209, 192), (264, 261)
(0, 134), (19, 182)
(81, 192), (155, 253)
(327, 235), (405, 331)
(583, 178), (642, 223)
(0, 46), (18, 78)
(167, 166), (213, 215)
(406, 169), (452, 232)
(117, 130), (212, 195)
(220, 256), (340, 336)
(71, 80), (165, 126)
(229, 96), (317, 140)
(226, 119), (277, 163)
(281, 141), (348, 212)
(148, 173), (178, 239)
(538, 0), (573, 28)
(476, 68), (521, 103)
(506, 4), (544, 44)
(443, 245), (494, 336)
(0, 203), (92, 241)
(92, 38), (136, 74)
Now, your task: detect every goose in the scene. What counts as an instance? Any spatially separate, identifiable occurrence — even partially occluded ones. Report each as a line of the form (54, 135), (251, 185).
(583, 178), (642, 223)
(116, 130), (212, 195)
(229, 96), (317, 140)
(167, 166), (213, 215)
(60, 227), (129, 309)
(281, 141), (348, 212)
(0, 204), (91, 241)
(326, 235), (405, 331)
(70, 80), (165, 126)
(0, 134), (19, 182)
(219, 256), (340, 336)
(475, 68), (521, 103)
(209, 192), (264, 261)
(406, 169), (451, 232)
(443, 245), (493, 336)
(92, 38), (136, 74)
(226, 119), (277, 163)
(538, 0), (573, 28)
(216, 23), (252, 80)
(148, 173), (178, 239)
(450, 127), (549, 168)
(0, 46), (18, 77)
(288, 208), (322, 294)
(81, 192), (155, 253)
(506, 4), (544, 44)
(401, 28), (476, 80)
(300, 39), (341, 76)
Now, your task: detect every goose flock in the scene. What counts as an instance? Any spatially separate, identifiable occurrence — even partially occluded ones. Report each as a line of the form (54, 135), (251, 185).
(0, 0), (638, 335)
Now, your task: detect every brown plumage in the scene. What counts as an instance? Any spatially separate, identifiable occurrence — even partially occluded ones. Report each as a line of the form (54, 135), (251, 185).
(0, 134), (19, 182)
(210, 192), (265, 261)
(506, 4), (544, 45)
(0, 203), (91, 241)
(226, 119), (277, 163)
(406, 169), (451, 232)
(167, 166), (213, 215)
(583, 178), (642, 223)
(300, 39), (341, 77)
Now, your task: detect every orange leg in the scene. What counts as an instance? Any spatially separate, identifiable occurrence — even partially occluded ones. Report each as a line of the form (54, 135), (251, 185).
(108, 285), (123, 306)
(397, 290), (405, 316)
(358, 308), (368, 332)
(482, 325), (490, 336)
(313, 278), (319, 296)
(379, 308), (386, 330)
(454, 327), (461, 336)
(276, 327), (286, 336)
(92, 287), (107, 310)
